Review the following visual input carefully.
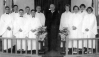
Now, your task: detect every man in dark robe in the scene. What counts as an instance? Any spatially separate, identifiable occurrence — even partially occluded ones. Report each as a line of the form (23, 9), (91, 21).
(45, 4), (61, 51)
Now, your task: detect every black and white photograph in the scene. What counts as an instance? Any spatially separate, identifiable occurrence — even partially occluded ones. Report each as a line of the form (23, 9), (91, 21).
(0, 0), (99, 57)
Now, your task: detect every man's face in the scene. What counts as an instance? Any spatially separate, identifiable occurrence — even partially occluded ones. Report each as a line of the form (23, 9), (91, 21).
(80, 6), (85, 11)
(65, 6), (69, 11)
(14, 6), (18, 12)
(25, 8), (30, 13)
(74, 7), (79, 13)
(5, 8), (10, 14)
(87, 9), (92, 14)
(31, 11), (35, 16)
(36, 6), (41, 12)
(19, 11), (24, 16)
(50, 4), (55, 11)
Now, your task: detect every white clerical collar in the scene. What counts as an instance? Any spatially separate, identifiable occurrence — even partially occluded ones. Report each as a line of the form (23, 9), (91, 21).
(51, 10), (55, 13)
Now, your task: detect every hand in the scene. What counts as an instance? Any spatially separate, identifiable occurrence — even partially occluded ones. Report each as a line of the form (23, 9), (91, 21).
(19, 29), (22, 32)
(7, 26), (11, 31)
(72, 26), (77, 30)
(85, 28), (89, 32)
(31, 29), (36, 32)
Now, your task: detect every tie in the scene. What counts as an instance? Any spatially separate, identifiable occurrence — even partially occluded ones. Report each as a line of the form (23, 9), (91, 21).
(20, 16), (23, 17)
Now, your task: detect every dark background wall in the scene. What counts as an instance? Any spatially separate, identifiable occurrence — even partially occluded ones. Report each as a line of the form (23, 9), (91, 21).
(35, 0), (71, 13)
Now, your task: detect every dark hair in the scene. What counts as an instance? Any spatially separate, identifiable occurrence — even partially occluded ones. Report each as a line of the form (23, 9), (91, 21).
(13, 5), (18, 8)
(19, 9), (24, 11)
(73, 5), (79, 10)
(80, 4), (86, 8)
(25, 6), (30, 9)
(5, 6), (9, 9)
(86, 7), (93, 12)
(31, 9), (36, 12)
(65, 4), (70, 8)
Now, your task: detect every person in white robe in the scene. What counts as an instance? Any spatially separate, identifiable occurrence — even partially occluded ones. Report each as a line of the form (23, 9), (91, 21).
(24, 6), (31, 38)
(70, 6), (83, 49)
(59, 4), (73, 48)
(0, 6), (13, 50)
(79, 4), (87, 17)
(82, 7), (97, 49)
(28, 9), (42, 51)
(35, 6), (45, 26)
(13, 9), (26, 51)
(11, 5), (19, 47)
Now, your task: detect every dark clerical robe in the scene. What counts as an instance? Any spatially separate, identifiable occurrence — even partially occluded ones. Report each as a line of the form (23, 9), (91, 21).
(45, 10), (60, 51)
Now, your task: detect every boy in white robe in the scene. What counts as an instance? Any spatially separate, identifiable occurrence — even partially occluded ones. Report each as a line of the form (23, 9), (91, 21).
(0, 6), (13, 50)
(35, 6), (45, 26)
(82, 7), (97, 50)
(13, 9), (26, 51)
(28, 9), (42, 51)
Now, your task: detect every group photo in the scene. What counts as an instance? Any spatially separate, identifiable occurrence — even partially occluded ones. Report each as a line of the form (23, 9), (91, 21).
(0, 0), (98, 57)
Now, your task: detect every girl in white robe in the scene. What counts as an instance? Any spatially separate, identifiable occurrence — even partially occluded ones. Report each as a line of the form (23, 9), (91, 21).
(70, 6), (83, 49)
(60, 4), (73, 48)
(82, 7), (97, 49)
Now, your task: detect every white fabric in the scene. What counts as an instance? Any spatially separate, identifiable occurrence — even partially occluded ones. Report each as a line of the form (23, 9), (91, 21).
(69, 12), (83, 48)
(60, 11), (73, 48)
(13, 15), (26, 50)
(82, 13), (97, 48)
(35, 12), (45, 26)
(28, 17), (42, 50)
(0, 13), (13, 50)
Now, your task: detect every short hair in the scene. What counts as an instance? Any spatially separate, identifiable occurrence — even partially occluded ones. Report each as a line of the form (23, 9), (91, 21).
(86, 7), (93, 12)
(19, 9), (24, 11)
(5, 6), (10, 9)
(80, 4), (86, 8)
(13, 5), (18, 8)
(31, 9), (36, 12)
(25, 6), (30, 9)
(73, 5), (79, 10)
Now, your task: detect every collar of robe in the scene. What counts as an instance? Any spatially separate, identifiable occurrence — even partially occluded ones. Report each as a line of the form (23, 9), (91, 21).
(32, 16), (35, 18)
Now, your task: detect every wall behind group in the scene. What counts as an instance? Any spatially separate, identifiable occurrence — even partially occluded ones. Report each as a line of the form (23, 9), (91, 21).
(14, 0), (34, 11)
(71, 0), (92, 12)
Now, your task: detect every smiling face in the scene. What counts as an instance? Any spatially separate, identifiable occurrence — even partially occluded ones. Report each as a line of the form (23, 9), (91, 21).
(31, 11), (36, 17)
(14, 6), (18, 12)
(5, 7), (10, 14)
(74, 7), (79, 13)
(19, 10), (24, 16)
(87, 8), (92, 14)
(25, 7), (30, 13)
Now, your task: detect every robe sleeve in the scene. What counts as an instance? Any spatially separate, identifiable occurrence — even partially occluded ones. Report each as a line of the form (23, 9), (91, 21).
(59, 13), (64, 30)
(42, 13), (45, 26)
(0, 15), (8, 35)
(90, 15), (98, 35)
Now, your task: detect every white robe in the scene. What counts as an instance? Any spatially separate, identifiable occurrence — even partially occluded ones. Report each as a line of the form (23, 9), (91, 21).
(70, 12), (83, 48)
(82, 13), (97, 48)
(60, 11), (73, 48)
(0, 13), (13, 50)
(35, 12), (45, 26)
(13, 15), (26, 50)
(28, 17), (42, 50)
